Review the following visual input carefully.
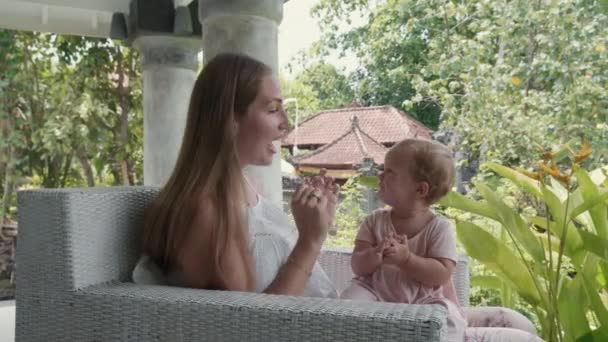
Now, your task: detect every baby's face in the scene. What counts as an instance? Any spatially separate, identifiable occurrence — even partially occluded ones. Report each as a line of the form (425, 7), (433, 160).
(378, 148), (421, 210)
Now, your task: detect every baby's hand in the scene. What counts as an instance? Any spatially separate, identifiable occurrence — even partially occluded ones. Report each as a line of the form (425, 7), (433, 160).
(374, 239), (391, 257)
(383, 234), (411, 266)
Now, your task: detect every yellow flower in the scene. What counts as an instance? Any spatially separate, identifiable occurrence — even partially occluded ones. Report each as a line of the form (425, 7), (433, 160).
(596, 43), (606, 53)
(537, 148), (555, 163)
(537, 162), (571, 185)
(573, 141), (592, 163)
(511, 75), (522, 86)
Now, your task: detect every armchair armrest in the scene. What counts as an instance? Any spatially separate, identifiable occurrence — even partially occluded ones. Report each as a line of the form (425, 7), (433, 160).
(56, 282), (448, 342)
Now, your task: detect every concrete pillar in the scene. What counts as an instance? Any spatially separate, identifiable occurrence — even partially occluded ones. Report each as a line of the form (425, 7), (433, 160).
(133, 36), (201, 186)
(199, 0), (285, 205)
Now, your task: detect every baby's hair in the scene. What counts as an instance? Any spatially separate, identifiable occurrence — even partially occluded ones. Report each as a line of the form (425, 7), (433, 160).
(390, 138), (455, 204)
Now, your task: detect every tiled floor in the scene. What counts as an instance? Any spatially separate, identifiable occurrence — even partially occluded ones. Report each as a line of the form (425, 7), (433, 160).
(0, 300), (15, 342)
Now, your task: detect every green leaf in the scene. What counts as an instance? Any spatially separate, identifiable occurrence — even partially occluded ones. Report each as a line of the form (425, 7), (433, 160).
(552, 142), (575, 162)
(439, 191), (499, 221)
(576, 328), (608, 342)
(570, 187), (596, 228)
(580, 256), (608, 333)
(471, 275), (503, 289)
(550, 177), (570, 202)
(575, 168), (608, 239)
(559, 276), (592, 341)
(578, 230), (608, 261)
(540, 184), (584, 259)
(476, 182), (546, 262)
(357, 175), (379, 189)
(528, 216), (583, 254)
(535, 232), (565, 257)
(456, 220), (542, 305)
(570, 190), (608, 222)
(484, 162), (542, 198)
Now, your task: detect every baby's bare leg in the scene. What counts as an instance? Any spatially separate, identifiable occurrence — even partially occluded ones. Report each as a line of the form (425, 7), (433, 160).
(340, 281), (379, 301)
(464, 306), (537, 335)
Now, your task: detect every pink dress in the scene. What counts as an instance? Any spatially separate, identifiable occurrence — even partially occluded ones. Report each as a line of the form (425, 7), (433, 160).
(342, 209), (467, 341)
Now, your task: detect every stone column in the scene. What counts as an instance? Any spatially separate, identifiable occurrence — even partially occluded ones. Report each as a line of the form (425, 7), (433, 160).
(133, 36), (201, 186)
(199, 0), (285, 205)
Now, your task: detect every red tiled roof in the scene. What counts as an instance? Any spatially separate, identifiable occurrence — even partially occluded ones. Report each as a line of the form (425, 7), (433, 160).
(292, 121), (389, 168)
(282, 105), (432, 147)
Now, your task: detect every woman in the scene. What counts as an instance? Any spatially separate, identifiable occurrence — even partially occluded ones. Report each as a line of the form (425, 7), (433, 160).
(137, 53), (337, 297)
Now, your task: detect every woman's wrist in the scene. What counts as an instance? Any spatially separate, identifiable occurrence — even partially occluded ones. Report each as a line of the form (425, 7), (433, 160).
(297, 225), (327, 248)
(295, 235), (325, 252)
(285, 256), (312, 276)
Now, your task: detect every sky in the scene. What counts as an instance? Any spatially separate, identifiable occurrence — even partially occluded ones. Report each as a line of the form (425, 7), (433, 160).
(278, 0), (321, 73)
(278, 0), (361, 78)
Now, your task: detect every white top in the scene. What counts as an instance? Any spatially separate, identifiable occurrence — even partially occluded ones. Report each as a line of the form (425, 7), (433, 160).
(246, 195), (337, 297)
(132, 195), (338, 298)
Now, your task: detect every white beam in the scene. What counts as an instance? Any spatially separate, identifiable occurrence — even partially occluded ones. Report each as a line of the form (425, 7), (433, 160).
(17, 0), (130, 13)
(0, 0), (113, 38)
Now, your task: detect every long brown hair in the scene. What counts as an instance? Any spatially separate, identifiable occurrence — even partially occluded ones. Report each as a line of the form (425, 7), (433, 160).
(141, 53), (271, 291)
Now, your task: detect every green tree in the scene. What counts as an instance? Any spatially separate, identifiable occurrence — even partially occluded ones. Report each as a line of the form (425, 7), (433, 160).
(56, 36), (143, 186)
(0, 30), (25, 220)
(281, 62), (355, 128)
(0, 30), (143, 221)
(404, 0), (608, 166)
(294, 62), (355, 110)
(311, 0), (443, 129)
(280, 74), (321, 126)
(310, 0), (607, 160)
(326, 177), (367, 247)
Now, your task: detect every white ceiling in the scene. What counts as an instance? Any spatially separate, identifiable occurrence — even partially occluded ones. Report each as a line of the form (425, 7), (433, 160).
(0, 0), (289, 39)
(0, 0), (133, 37)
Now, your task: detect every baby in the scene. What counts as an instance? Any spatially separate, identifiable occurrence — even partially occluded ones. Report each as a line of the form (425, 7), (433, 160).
(341, 138), (466, 341)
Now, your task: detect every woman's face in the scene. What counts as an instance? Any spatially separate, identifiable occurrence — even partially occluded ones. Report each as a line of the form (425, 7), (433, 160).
(236, 75), (289, 166)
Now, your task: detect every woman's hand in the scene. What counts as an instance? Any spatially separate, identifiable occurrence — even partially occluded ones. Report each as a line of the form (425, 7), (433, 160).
(290, 184), (332, 246)
(303, 169), (339, 232)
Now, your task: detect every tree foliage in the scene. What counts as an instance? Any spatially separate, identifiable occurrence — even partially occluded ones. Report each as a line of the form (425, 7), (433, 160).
(307, 0), (607, 161)
(281, 62), (355, 126)
(0, 30), (143, 221)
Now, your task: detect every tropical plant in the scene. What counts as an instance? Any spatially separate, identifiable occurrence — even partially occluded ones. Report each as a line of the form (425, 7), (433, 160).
(440, 141), (608, 341)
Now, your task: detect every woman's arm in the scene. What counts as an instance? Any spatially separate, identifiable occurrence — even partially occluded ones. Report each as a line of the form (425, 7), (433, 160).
(215, 237), (324, 295)
(263, 239), (323, 295)
(224, 182), (335, 295)
(263, 182), (337, 295)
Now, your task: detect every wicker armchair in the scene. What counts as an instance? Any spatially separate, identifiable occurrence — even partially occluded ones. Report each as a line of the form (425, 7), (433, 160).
(16, 187), (469, 342)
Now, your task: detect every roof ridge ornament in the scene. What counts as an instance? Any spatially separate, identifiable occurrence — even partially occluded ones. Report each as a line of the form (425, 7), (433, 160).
(351, 115), (360, 129)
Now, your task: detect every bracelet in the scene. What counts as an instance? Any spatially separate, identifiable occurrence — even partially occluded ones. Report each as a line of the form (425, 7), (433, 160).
(286, 257), (312, 277)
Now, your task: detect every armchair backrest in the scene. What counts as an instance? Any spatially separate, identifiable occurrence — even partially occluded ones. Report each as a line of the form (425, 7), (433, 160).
(17, 186), (469, 305)
(318, 247), (469, 306)
(17, 187), (159, 294)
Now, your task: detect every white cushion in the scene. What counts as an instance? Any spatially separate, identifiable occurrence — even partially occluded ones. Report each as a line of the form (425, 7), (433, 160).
(132, 255), (169, 285)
